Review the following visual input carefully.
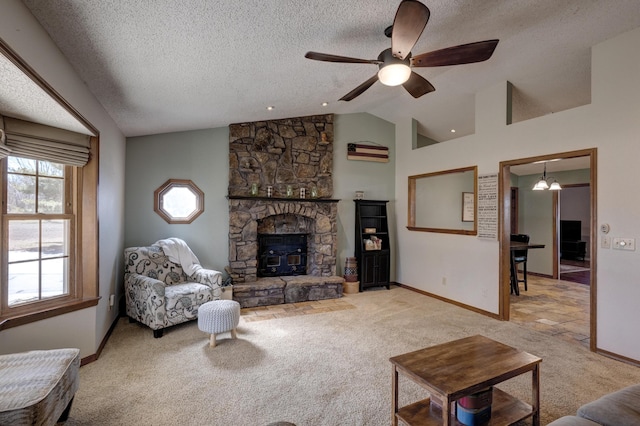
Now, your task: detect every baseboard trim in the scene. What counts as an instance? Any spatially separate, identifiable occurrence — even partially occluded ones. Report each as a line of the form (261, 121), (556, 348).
(596, 348), (640, 367)
(80, 312), (120, 366)
(394, 282), (501, 320)
(527, 271), (553, 278)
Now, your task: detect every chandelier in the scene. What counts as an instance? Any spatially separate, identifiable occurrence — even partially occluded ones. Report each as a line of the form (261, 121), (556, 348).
(532, 162), (562, 190)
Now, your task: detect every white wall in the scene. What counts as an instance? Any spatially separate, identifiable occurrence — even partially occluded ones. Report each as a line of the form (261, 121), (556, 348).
(0, 0), (126, 358)
(394, 27), (640, 361)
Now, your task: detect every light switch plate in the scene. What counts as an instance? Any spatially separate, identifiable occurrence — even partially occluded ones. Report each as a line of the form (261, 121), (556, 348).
(601, 236), (611, 249)
(613, 238), (635, 251)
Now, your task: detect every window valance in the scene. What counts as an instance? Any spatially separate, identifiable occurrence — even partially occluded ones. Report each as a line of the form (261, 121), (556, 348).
(0, 116), (90, 166)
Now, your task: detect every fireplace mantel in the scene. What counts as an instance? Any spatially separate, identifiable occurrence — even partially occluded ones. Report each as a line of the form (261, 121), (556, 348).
(227, 195), (340, 203)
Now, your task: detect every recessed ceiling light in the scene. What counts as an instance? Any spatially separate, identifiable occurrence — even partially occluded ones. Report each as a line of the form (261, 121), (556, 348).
(450, 129), (456, 133)
(322, 102), (329, 107)
(266, 106), (275, 111)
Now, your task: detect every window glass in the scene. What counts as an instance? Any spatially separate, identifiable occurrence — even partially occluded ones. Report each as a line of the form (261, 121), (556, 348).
(42, 219), (68, 258)
(7, 174), (36, 213)
(8, 220), (39, 262)
(163, 186), (198, 219)
(154, 179), (204, 224)
(8, 261), (39, 305)
(4, 157), (71, 307)
(38, 176), (64, 213)
(7, 157), (35, 173)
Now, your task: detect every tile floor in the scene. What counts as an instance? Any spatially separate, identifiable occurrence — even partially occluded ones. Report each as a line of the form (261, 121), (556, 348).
(510, 274), (590, 348)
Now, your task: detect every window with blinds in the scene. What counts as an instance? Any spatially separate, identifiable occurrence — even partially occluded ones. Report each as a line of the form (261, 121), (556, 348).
(0, 116), (91, 166)
(1, 116), (92, 318)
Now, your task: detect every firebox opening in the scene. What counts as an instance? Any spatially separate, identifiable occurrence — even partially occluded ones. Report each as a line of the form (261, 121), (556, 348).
(258, 233), (308, 277)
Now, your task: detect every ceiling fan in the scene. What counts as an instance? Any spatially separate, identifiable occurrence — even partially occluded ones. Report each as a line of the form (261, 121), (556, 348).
(305, 0), (499, 101)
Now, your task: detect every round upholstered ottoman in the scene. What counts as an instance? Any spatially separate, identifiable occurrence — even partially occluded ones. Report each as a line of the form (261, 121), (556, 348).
(198, 300), (241, 347)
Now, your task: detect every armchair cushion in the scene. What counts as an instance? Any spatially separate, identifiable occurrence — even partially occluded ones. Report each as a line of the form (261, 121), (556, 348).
(124, 244), (222, 335)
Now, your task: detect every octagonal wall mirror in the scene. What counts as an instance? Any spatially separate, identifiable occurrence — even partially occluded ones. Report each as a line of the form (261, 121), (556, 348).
(408, 166), (477, 235)
(154, 179), (204, 224)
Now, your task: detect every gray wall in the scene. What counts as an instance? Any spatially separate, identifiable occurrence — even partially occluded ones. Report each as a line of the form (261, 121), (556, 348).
(333, 113), (396, 279)
(125, 113), (396, 280)
(560, 185), (591, 257)
(518, 168), (590, 274)
(125, 127), (230, 271)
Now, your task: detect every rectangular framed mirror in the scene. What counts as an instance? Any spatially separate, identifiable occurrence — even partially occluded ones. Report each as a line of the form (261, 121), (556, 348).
(408, 166), (478, 235)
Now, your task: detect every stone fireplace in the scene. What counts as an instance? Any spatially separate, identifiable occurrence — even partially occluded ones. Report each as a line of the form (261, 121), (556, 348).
(228, 197), (339, 283)
(227, 114), (343, 307)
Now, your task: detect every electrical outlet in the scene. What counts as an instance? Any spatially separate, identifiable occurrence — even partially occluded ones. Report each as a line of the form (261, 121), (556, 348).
(601, 236), (611, 249)
(613, 238), (635, 251)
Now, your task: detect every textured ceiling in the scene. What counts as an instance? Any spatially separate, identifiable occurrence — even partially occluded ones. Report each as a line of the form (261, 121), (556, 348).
(0, 52), (93, 134)
(10, 0), (640, 141)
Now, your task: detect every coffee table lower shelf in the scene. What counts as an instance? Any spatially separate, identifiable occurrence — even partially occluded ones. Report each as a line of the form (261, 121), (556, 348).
(396, 388), (533, 426)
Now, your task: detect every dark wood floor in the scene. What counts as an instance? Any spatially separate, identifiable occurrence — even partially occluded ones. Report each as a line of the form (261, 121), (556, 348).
(559, 258), (590, 285)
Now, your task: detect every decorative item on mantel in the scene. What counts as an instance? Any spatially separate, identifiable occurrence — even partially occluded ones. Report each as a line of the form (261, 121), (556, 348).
(267, 186), (273, 198)
(250, 183), (259, 196)
(300, 188), (306, 199)
(347, 142), (389, 163)
(286, 185), (293, 198)
(311, 186), (318, 198)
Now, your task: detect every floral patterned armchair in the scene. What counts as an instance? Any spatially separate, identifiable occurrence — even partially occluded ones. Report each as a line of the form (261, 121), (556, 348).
(124, 245), (222, 338)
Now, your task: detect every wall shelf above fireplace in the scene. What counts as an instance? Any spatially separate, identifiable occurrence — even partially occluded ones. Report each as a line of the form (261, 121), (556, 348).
(227, 195), (340, 203)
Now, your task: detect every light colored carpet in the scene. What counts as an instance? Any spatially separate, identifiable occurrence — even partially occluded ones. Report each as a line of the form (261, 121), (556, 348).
(64, 287), (640, 425)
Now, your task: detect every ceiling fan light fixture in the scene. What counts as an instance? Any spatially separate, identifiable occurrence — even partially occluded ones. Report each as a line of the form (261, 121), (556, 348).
(378, 63), (411, 86)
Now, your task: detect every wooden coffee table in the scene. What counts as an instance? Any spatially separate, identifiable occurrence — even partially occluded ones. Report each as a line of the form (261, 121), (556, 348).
(390, 335), (541, 425)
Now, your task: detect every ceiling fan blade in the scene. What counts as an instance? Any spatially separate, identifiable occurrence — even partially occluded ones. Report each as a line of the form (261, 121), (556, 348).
(403, 72), (435, 98)
(391, 0), (430, 60)
(305, 52), (380, 64)
(411, 39), (499, 67)
(339, 75), (379, 101)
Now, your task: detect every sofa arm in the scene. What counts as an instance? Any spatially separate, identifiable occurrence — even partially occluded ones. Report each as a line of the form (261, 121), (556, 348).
(190, 268), (222, 288)
(125, 273), (166, 296)
(124, 273), (167, 329)
(547, 416), (599, 426)
(577, 384), (640, 426)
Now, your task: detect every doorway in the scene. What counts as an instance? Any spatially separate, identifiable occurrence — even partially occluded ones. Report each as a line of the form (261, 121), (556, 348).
(499, 148), (597, 351)
(559, 184), (591, 285)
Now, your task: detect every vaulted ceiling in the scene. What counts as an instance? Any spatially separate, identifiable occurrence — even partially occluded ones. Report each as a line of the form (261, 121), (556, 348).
(6, 1), (640, 142)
